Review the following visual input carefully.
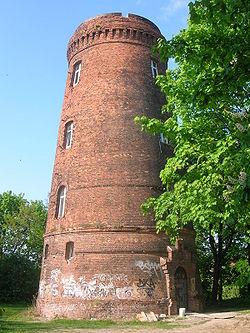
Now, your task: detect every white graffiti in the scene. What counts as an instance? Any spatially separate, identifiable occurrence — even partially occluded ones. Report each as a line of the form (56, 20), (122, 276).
(62, 274), (133, 300)
(116, 287), (133, 300)
(135, 260), (162, 278)
(51, 268), (61, 282)
(39, 269), (62, 297)
(47, 303), (86, 319)
(38, 280), (45, 297)
(51, 269), (61, 296)
(39, 271), (133, 300)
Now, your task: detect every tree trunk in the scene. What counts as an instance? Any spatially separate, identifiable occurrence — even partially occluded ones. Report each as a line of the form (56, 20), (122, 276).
(210, 222), (223, 303)
(211, 257), (221, 302)
(218, 270), (223, 301)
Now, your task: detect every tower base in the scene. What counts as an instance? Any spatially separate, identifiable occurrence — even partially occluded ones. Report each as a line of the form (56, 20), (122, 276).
(37, 228), (203, 319)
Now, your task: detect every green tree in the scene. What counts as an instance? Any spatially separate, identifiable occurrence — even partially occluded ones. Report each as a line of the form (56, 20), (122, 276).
(0, 191), (24, 259)
(135, 0), (249, 302)
(196, 228), (248, 301)
(0, 191), (47, 301)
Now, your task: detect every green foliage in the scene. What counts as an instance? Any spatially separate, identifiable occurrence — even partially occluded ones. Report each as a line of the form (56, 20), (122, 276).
(0, 192), (47, 302)
(222, 284), (240, 300)
(234, 259), (250, 292)
(0, 191), (25, 258)
(196, 229), (248, 301)
(0, 255), (41, 302)
(136, 0), (250, 301)
(137, 0), (249, 235)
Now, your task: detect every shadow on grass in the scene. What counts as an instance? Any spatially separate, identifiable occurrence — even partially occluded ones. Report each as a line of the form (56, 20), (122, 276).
(205, 297), (250, 314)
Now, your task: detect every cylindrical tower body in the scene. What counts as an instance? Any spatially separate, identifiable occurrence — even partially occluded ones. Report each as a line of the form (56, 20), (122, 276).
(37, 13), (171, 319)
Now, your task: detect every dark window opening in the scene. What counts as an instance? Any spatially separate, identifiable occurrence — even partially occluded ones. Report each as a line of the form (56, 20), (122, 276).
(65, 241), (74, 260)
(44, 244), (49, 259)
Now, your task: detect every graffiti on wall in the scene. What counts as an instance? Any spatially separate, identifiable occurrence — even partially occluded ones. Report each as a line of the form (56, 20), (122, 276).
(135, 260), (163, 278)
(135, 259), (165, 297)
(137, 277), (155, 297)
(39, 270), (134, 300)
(39, 260), (165, 301)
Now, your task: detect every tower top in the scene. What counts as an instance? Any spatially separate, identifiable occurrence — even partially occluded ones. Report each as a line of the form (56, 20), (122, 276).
(67, 13), (164, 63)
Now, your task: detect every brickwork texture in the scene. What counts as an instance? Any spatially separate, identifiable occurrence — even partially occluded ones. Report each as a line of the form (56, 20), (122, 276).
(37, 13), (203, 319)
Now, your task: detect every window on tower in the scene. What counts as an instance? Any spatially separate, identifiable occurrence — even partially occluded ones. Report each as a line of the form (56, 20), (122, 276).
(160, 133), (170, 144)
(151, 59), (158, 78)
(65, 241), (74, 260)
(65, 121), (73, 148)
(56, 186), (66, 218)
(44, 244), (49, 259)
(72, 61), (81, 86)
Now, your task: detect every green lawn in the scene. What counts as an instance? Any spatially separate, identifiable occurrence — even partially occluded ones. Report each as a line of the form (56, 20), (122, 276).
(1, 299), (249, 333)
(0, 304), (179, 333)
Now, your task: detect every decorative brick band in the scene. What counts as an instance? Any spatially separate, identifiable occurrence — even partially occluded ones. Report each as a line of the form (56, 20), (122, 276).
(67, 13), (164, 63)
(44, 226), (158, 238)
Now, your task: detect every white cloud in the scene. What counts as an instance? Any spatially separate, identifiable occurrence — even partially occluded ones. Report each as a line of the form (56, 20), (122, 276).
(161, 0), (189, 20)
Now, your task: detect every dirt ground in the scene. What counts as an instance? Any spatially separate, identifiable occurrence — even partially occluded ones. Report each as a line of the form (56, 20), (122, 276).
(47, 311), (250, 333)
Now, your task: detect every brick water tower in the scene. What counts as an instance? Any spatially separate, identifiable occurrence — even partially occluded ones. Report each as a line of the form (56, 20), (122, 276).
(37, 13), (203, 319)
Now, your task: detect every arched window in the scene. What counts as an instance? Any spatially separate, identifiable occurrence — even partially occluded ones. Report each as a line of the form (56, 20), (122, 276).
(160, 133), (170, 144)
(151, 59), (158, 78)
(56, 186), (66, 218)
(72, 61), (81, 86)
(65, 121), (73, 148)
(65, 241), (74, 260)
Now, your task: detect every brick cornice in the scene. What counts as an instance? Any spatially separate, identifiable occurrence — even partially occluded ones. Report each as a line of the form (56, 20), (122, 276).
(67, 13), (164, 64)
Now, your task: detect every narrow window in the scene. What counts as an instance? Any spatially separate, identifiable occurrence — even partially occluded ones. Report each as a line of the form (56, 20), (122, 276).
(151, 59), (158, 78)
(44, 244), (49, 259)
(160, 133), (169, 144)
(73, 61), (81, 87)
(65, 241), (74, 260)
(57, 186), (66, 218)
(65, 121), (73, 148)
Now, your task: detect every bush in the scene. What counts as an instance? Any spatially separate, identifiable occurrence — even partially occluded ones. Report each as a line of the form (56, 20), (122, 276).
(0, 255), (40, 302)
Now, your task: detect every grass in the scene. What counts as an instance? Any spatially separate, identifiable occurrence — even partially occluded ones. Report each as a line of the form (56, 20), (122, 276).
(0, 303), (180, 333)
(205, 296), (250, 313)
(1, 297), (249, 332)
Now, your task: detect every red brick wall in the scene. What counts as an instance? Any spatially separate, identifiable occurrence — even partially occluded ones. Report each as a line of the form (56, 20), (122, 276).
(37, 13), (202, 319)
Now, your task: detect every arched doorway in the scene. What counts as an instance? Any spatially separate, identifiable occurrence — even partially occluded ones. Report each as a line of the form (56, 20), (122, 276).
(175, 266), (188, 310)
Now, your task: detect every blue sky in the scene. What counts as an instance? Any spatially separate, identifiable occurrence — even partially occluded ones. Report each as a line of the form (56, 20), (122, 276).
(0, 0), (189, 202)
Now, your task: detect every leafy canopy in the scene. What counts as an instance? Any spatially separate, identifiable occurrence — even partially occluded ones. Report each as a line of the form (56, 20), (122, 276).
(135, 0), (250, 241)
(0, 191), (47, 301)
(0, 191), (47, 266)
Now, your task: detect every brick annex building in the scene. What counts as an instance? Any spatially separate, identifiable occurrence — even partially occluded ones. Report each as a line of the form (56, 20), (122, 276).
(37, 13), (203, 319)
